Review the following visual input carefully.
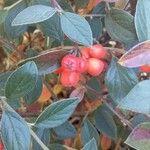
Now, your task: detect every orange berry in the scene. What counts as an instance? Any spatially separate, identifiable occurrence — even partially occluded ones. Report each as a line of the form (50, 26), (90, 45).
(80, 47), (90, 60)
(87, 58), (104, 76)
(76, 57), (87, 73)
(89, 44), (107, 59)
(140, 65), (150, 73)
(60, 70), (80, 87)
(61, 54), (78, 71)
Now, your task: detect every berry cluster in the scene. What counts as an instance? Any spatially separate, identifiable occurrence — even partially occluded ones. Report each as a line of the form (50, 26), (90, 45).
(57, 44), (107, 87)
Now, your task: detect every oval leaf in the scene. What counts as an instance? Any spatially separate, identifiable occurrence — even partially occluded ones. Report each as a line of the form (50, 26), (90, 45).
(119, 40), (150, 67)
(105, 8), (138, 49)
(125, 122), (150, 150)
(12, 5), (56, 26)
(32, 128), (50, 150)
(24, 77), (43, 105)
(87, 17), (103, 40)
(1, 108), (30, 150)
(4, 0), (27, 39)
(53, 121), (76, 139)
(94, 105), (117, 139)
(5, 61), (38, 99)
(135, 0), (150, 42)
(35, 98), (80, 128)
(81, 119), (99, 145)
(38, 13), (64, 41)
(60, 12), (93, 46)
(0, 10), (8, 24)
(0, 71), (11, 95)
(118, 80), (150, 114)
(105, 57), (138, 104)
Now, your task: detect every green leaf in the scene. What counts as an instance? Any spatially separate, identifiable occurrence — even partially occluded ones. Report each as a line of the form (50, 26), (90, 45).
(131, 114), (150, 127)
(24, 77), (43, 105)
(86, 77), (101, 100)
(4, 0), (27, 39)
(12, 5), (56, 26)
(7, 98), (21, 109)
(32, 128), (50, 150)
(0, 71), (11, 95)
(87, 17), (103, 40)
(0, 10), (8, 24)
(125, 122), (150, 150)
(92, 1), (106, 15)
(105, 57), (138, 104)
(94, 105), (117, 139)
(118, 80), (150, 114)
(53, 121), (76, 139)
(1, 106), (30, 150)
(105, 8), (138, 49)
(81, 119), (99, 145)
(35, 98), (80, 128)
(60, 12), (93, 46)
(38, 13), (64, 41)
(31, 0), (73, 12)
(87, 77), (101, 92)
(82, 138), (98, 150)
(135, 0), (150, 42)
(5, 61), (38, 99)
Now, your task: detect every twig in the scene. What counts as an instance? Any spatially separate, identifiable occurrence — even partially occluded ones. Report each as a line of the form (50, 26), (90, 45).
(106, 2), (111, 11)
(30, 129), (49, 150)
(123, 0), (130, 10)
(115, 138), (122, 150)
(4, 0), (23, 10)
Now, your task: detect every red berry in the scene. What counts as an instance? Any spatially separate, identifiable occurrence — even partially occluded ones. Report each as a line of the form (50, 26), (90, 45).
(140, 65), (150, 73)
(89, 44), (107, 59)
(80, 47), (90, 60)
(60, 70), (80, 87)
(87, 58), (104, 76)
(0, 142), (4, 150)
(61, 54), (78, 71)
(77, 57), (87, 73)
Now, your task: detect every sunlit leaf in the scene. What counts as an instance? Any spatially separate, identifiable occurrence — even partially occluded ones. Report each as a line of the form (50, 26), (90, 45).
(118, 80), (150, 114)
(60, 12), (93, 46)
(135, 0), (150, 41)
(5, 61), (38, 99)
(119, 40), (150, 68)
(125, 122), (150, 150)
(35, 98), (80, 128)
(12, 5), (56, 26)
(1, 106), (30, 150)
